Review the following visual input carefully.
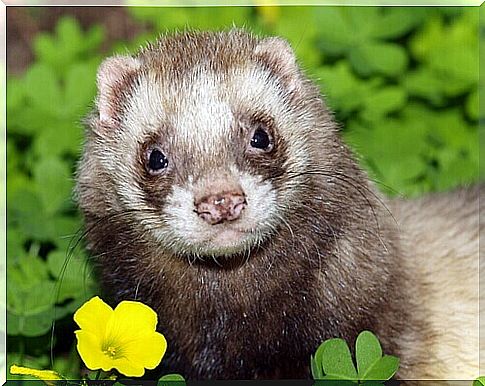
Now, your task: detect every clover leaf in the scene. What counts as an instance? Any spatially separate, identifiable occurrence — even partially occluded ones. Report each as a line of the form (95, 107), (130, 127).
(316, 61), (381, 118)
(474, 376), (485, 386)
(311, 338), (357, 381)
(158, 373), (186, 385)
(410, 11), (478, 96)
(356, 331), (382, 376)
(33, 16), (104, 76)
(47, 250), (96, 302)
(33, 157), (73, 215)
(311, 331), (399, 384)
(314, 7), (419, 77)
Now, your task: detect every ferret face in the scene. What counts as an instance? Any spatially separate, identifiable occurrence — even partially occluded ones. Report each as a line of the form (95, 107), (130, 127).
(78, 31), (331, 260)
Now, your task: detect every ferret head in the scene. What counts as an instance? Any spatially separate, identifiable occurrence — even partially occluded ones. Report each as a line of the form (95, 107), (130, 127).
(76, 30), (343, 261)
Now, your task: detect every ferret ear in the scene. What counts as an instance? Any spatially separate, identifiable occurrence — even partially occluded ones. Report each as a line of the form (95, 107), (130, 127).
(254, 37), (300, 93)
(96, 55), (141, 124)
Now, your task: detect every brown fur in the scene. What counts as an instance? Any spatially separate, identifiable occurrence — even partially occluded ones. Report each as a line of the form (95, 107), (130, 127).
(75, 30), (479, 380)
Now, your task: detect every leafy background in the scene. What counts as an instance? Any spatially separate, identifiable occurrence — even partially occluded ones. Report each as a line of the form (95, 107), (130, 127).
(6, 6), (482, 379)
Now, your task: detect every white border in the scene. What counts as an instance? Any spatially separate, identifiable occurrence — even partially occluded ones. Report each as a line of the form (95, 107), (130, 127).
(2, 2), (483, 383)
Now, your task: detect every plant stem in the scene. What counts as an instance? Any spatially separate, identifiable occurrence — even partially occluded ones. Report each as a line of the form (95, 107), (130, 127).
(95, 370), (102, 380)
(19, 336), (25, 364)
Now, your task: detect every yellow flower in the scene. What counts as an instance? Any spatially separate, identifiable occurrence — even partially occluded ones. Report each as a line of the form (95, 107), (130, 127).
(255, 0), (280, 25)
(10, 365), (63, 381)
(74, 296), (167, 377)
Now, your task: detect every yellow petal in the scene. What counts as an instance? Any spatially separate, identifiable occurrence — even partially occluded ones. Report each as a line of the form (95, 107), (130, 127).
(105, 300), (158, 346)
(75, 330), (114, 372)
(122, 331), (167, 370)
(10, 365), (63, 380)
(114, 300), (158, 331)
(74, 296), (113, 338)
(111, 358), (146, 377)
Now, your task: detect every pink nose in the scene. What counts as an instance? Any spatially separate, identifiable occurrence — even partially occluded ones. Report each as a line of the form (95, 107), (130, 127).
(195, 191), (247, 225)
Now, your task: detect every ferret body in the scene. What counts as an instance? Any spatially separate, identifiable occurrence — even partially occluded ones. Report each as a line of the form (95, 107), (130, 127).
(75, 30), (480, 380)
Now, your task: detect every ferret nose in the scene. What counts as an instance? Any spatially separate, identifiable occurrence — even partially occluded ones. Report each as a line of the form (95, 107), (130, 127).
(195, 191), (247, 225)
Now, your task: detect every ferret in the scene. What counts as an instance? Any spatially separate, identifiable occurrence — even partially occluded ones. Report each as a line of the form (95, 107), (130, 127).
(75, 30), (481, 380)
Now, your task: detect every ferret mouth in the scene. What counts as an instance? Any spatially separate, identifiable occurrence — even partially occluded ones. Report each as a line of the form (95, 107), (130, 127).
(182, 224), (261, 260)
(209, 227), (247, 248)
(181, 227), (261, 268)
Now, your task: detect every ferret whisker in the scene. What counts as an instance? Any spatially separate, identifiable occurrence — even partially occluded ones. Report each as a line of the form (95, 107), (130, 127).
(274, 212), (296, 244)
(289, 168), (397, 227)
(211, 254), (224, 268)
(284, 169), (386, 245)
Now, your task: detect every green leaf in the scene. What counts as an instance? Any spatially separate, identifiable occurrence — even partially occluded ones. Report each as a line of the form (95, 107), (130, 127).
(33, 120), (83, 159)
(47, 249), (95, 302)
(315, 7), (358, 55)
(473, 376), (485, 386)
(7, 253), (49, 292)
(318, 338), (358, 380)
(410, 16), (444, 61)
(7, 306), (65, 337)
(8, 104), (58, 136)
(350, 42), (408, 77)
(7, 76), (25, 112)
(33, 17), (104, 75)
(7, 227), (26, 263)
(33, 157), (73, 215)
(369, 8), (426, 39)
(53, 353), (81, 380)
(355, 331), (382, 378)
(360, 355), (399, 381)
(311, 354), (324, 379)
(410, 11), (478, 93)
(8, 188), (50, 240)
(62, 62), (98, 117)
(159, 374), (185, 381)
(7, 270), (58, 337)
(158, 373), (186, 386)
(466, 89), (479, 120)
(57, 16), (83, 48)
(50, 215), (83, 249)
(23, 63), (62, 115)
(403, 68), (446, 105)
(17, 281), (57, 316)
(7, 250), (90, 337)
(431, 149), (478, 191)
(316, 62), (380, 116)
(361, 86), (407, 122)
(82, 24), (105, 53)
(345, 115), (429, 191)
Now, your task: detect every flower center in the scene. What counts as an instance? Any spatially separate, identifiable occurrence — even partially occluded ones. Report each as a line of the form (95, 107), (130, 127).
(103, 346), (118, 358)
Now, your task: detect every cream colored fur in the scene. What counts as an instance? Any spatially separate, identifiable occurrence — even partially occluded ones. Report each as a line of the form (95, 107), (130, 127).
(390, 186), (481, 380)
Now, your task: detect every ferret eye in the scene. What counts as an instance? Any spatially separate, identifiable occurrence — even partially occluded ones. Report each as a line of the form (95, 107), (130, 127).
(250, 128), (272, 151)
(147, 149), (168, 174)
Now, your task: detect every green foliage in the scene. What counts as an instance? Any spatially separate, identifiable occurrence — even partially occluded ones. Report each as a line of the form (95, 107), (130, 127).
(311, 331), (399, 383)
(6, 6), (480, 379)
(310, 7), (479, 196)
(33, 16), (104, 77)
(7, 15), (100, 379)
(474, 376), (485, 386)
(158, 373), (186, 386)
